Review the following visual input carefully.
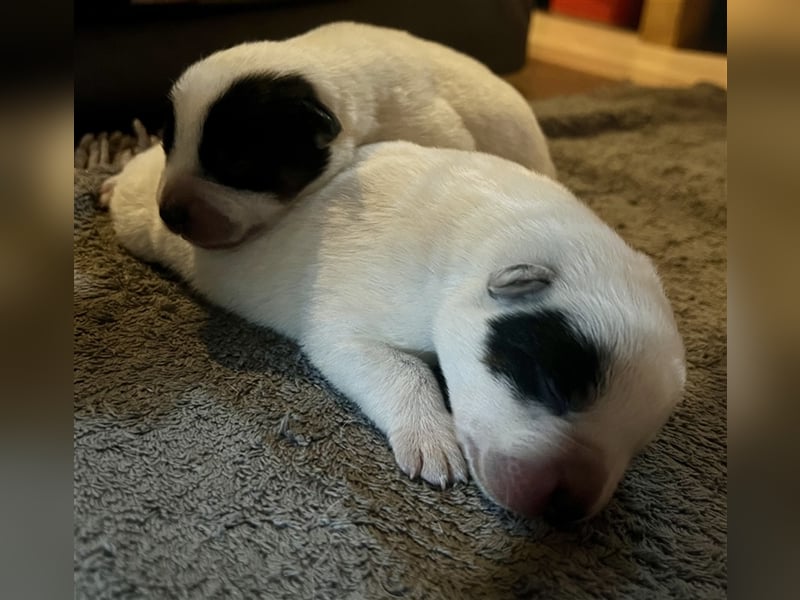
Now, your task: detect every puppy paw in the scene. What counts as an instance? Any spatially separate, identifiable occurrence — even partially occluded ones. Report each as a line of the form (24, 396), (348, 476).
(98, 175), (118, 209)
(389, 413), (469, 489)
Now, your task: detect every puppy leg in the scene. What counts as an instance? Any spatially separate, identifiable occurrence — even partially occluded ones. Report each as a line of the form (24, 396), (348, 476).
(105, 144), (196, 281)
(378, 97), (476, 151)
(304, 337), (468, 488)
(419, 98), (477, 150)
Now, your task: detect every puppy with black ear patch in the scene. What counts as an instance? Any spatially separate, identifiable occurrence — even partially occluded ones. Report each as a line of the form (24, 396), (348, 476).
(150, 21), (557, 249)
(104, 140), (685, 524)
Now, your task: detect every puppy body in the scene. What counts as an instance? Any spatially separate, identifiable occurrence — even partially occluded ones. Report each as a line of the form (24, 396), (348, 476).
(107, 142), (684, 522)
(159, 22), (556, 249)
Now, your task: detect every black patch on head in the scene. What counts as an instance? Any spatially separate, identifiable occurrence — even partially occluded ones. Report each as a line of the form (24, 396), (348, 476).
(161, 98), (176, 156)
(483, 310), (605, 416)
(198, 73), (341, 199)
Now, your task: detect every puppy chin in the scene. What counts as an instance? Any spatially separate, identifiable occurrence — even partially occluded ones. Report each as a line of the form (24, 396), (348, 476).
(163, 211), (262, 250)
(159, 172), (284, 250)
(184, 223), (264, 250)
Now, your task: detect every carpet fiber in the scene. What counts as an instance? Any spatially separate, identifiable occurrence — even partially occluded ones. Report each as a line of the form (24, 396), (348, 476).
(74, 83), (727, 599)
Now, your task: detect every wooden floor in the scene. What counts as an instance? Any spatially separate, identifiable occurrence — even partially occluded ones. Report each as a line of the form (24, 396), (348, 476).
(504, 59), (617, 100)
(504, 11), (727, 101)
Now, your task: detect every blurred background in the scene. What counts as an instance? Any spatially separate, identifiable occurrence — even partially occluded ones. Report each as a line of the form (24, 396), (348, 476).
(74, 0), (727, 136)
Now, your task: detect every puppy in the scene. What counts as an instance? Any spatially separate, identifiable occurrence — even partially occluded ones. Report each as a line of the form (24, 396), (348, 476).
(147, 21), (556, 250)
(103, 142), (685, 524)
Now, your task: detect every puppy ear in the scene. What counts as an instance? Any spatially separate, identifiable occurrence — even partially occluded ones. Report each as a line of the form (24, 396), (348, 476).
(487, 264), (554, 300)
(301, 98), (342, 148)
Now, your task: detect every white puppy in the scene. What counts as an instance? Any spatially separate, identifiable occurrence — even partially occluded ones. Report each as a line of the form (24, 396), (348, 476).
(104, 142), (685, 524)
(141, 21), (556, 250)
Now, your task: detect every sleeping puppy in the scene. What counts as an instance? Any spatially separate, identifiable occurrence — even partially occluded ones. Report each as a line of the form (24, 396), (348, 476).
(140, 21), (556, 250)
(103, 142), (685, 524)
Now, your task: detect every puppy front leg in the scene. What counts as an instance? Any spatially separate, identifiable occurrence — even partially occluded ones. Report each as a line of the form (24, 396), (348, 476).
(103, 145), (197, 283)
(305, 337), (468, 488)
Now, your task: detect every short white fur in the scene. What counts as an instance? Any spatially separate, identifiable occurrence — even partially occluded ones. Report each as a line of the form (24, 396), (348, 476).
(104, 141), (685, 517)
(161, 22), (557, 244)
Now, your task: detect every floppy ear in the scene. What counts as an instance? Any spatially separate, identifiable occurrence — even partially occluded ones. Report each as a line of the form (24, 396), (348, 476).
(487, 264), (555, 300)
(301, 98), (342, 148)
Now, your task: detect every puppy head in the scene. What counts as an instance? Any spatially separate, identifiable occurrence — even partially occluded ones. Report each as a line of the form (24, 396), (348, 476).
(436, 230), (685, 525)
(157, 45), (346, 249)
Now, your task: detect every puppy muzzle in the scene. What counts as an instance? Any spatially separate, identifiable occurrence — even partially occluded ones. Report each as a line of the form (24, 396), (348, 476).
(159, 174), (246, 249)
(463, 436), (612, 526)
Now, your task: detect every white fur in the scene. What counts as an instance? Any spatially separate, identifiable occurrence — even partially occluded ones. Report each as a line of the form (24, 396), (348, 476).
(161, 22), (556, 248)
(171, 22), (555, 179)
(106, 142), (685, 517)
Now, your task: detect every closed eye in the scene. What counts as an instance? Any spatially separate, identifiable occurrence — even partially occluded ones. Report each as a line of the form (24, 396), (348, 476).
(483, 309), (605, 416)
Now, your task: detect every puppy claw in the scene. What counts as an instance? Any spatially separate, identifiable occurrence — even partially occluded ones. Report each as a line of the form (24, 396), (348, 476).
(389, 416), (468, 489)
(395, 447), (422, 480)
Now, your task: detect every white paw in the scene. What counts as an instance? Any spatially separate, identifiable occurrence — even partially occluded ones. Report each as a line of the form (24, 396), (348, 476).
(98, 175), (118, 209)
(389, 412), (469, 489)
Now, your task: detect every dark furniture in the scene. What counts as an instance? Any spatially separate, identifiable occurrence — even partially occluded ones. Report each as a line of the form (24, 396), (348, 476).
(75, 0), (534, 136)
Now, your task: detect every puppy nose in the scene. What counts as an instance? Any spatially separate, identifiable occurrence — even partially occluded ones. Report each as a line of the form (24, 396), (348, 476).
(544, 485), (596, 526)
(475, 444), (609, 525)
(159, 201), (190, 233)
(159, 174), (200, 234)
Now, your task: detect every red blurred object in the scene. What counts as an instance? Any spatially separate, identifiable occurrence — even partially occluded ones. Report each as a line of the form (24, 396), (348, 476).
(549, 0), (644, 29)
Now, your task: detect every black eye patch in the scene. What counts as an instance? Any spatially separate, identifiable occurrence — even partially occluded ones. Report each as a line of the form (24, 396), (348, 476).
(197, 72), (341, 199)
(483, 309), (605, 416)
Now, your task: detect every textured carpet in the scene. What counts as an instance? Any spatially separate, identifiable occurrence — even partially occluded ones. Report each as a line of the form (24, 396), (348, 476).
(73, 83), (727, 599)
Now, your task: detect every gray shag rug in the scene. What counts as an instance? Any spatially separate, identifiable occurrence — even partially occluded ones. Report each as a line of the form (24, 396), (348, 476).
(74, 83), (727, 599)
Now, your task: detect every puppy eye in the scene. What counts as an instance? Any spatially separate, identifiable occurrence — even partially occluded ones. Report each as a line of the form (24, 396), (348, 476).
(483, 310), (603, 416)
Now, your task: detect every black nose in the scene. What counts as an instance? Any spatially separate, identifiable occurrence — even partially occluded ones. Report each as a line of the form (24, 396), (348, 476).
(159, 202), (189, 233)
(544, 487), (590, 528)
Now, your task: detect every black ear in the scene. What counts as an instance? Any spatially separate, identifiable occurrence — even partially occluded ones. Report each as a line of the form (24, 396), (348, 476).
(487, 264), (554, 300)
(301, 98), (341, 148)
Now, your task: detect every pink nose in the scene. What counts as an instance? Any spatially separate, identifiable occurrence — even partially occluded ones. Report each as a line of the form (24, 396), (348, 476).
(159, 175), (239, 249)
(473, 442), (609, 525)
